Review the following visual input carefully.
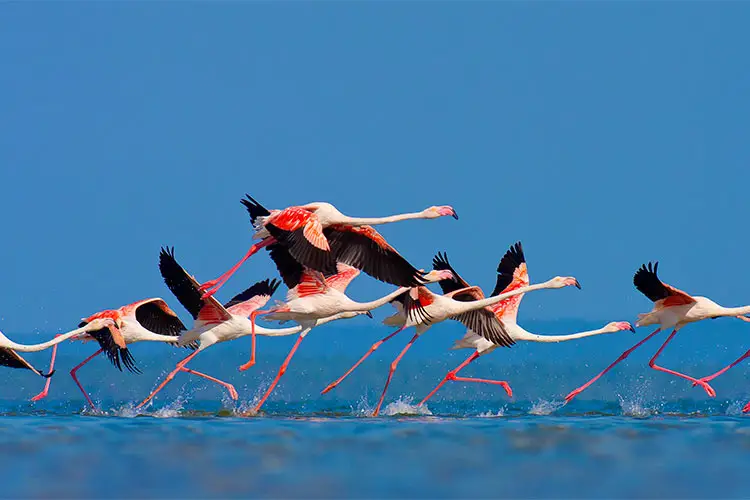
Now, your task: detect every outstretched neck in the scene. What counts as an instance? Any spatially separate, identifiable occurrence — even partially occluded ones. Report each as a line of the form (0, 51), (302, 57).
(346, 287), (409, 312)
(0, 324), (102, 352)
(248, 324), (305, 337)
(342, 212), (427, 226)
(455, 280), (557, 313)
(513, 326), (612, 343)
(717, 305), (750, 318)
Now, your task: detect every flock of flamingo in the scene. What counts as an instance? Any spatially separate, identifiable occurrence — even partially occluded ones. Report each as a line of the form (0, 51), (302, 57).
(4, 195), (750, 415)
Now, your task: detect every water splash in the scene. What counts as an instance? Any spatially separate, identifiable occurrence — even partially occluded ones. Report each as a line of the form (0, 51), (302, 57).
(152, 396), (185, 418)
(617, 393), (659, 417)
(478, 407), (506, 418)
(380, 396), (432, 417)
(725, 400), (746, 416)
(113, 402), (147, 418)
(529, 399), (564, 415)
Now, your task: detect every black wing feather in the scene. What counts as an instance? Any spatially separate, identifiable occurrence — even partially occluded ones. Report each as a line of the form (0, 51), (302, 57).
(432, 252), (471, 294)
(266, 243), (306, 289)
(490, 242), (526, 297)
(265, 225), (338, 276)
(83, 325), (141, 374)
(224, 278), (281, 309)
(633, 262), (670, 302)
(325, 227), (424, 287)
(159, 247), (204, 320)
(392, 289), (433, 325)
(240, 194), (271, 225)
(134, 301), (197, 350)
(451, 309), (516, 348)
(0, 348), (52, 377)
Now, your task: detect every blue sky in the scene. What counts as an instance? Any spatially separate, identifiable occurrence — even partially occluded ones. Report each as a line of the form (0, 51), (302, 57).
(1, 2), (749, 335)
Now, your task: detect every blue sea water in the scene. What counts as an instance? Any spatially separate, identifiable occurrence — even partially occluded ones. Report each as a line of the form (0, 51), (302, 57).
(3, 319), (750, 498)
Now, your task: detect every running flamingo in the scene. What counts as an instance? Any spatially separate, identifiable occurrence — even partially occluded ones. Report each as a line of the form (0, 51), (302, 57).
(137, 248), (368, 409)
(0, 318), (116, 401)
(34, 298), (194, 408)
(199, 195), (458, 297)
(245, 243), (451, 414)
(419, 244), (633, 406)
(323, 267), (581, 416)
(565, 262), (750, 403)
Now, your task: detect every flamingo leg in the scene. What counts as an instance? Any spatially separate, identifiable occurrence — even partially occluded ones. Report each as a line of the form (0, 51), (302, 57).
(648, 330), (716, 397)
(136, 350), (200, 409)
(250, 330), (309, 414)
(179, 367), (238, 400)
(30, 335), (62, 402)
(693, 349), (750, 386)
(420, 352), (479, 405)
(200, 238), (275, 298)
(321, 326), (407, 394)
(239, 309), (271, 371)
(373, 333), (420, 417)
(70, 349), (104, 409)
(565, 328), (662, 403)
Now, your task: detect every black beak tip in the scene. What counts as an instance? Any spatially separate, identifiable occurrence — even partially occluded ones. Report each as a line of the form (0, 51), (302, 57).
(575, 280), (582, 290)
(452, 211), (459, 220)
(365, 311), (373, 319)
(629, 326), (636, 332)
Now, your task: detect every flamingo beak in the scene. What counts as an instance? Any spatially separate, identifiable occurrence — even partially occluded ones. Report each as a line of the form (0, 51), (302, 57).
(451, 209), (459, 220)
(365, 311), (373, 319)
(629, 324), (636, 332)
(574, 279), (581, 289)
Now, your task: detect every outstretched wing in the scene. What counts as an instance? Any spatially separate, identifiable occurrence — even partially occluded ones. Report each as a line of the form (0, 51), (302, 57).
(432, 252), (471, 294)
(325, 224), (424, 287)
(77, 321), (139, 374)
(447, 287), (515, 348)
(489, 242), (529, 322)
(391, 287), (434, 325)
(0, 348), (51, 377)
(224, 278), (280, 317)
(325, 264), (361, 293)
(159, 247), (232, 324)
(634, 262), (695, 307)
(132, 298), (197, 350)
(267, 243), (305, 290)
(265, 207), (338, 275)
(240, 194), (271, 225)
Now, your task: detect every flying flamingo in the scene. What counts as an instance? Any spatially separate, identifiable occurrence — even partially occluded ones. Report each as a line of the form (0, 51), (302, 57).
(323, 268), (581, 416)
(243, 243), (451, 414)
(33, 298), (195, 408)
(199, 195), (458, 297)
(565, 262), (750, 403)
(419, 244), (633, 406)
(0, 318), (117, 401)
(136, 247), (368, 409)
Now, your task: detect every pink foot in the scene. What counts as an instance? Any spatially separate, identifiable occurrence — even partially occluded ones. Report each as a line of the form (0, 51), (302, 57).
(238, 360), (254, 372)
(743, 401), (750, 413)
(564, 388), (583, 403)
(30, 390), (48, 402)
(694, 380), (716, 398)
(228, 385), (239, 400)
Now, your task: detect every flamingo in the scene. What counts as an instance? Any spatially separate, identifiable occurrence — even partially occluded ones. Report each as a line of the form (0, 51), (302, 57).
(0, 318), (116, 401)
(244, 243), (451, 414)
(199, 195), (458, 297)
(136, 247), (369, 409)
(565, 262), (750, 403)
(419, 244), (634, 406)
(33, 298), (195, 408)
(322, 267), (581, 416)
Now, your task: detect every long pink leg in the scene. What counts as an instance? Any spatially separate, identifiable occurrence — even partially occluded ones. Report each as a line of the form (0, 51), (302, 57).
(180, 367), (238, 400)
(693, 349), (750, 387)
(239, 309), (272, 372)
(373, 333), (420, 417)
(136, 350), (200, 409)
(200, 238), (275, 298)
(565, 328), (662, 403)
(648, 330), (716, 397)
(30, 335), (62, 402)
(321, 326), (407, 394)
(250, 331), (308, 414)
(743, 401), (750, 413)
(419, 351), (513, 404)
(70, 349), (103, 408)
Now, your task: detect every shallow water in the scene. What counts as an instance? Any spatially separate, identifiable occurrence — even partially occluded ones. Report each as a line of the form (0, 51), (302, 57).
(4, 322), (750, 498)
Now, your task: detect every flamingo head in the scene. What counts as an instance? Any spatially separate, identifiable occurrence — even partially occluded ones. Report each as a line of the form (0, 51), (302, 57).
(424, 205), (458, 220)
(604, 321), (636, 333)
(421, 269), (455, 283)
(548, 276), (581, 289)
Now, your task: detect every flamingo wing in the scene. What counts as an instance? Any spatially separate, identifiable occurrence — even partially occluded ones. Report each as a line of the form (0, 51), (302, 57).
(325, 264), (361, 293)
(432, 252), (472, 294)
(77, 321), (139, 373)
(240, 194), (271, 225)
(265, 207), (338, 275)
(267, 243), (305, 290)
(225, 278), (281, 317)
(489, 242), (529, 321)
(634, 262), (695, 306)
(391, 287), (434, 325)
(133, 299), (186, 337)
(288, 270), (329, 300)
(325, 224), (424, 287)
(0, 348), (51, 377)
(159, 247), (232, 324)
(448, 286), (515, 348)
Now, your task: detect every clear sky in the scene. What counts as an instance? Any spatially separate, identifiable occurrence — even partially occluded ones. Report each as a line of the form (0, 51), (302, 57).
(1, 2), (749, 334)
